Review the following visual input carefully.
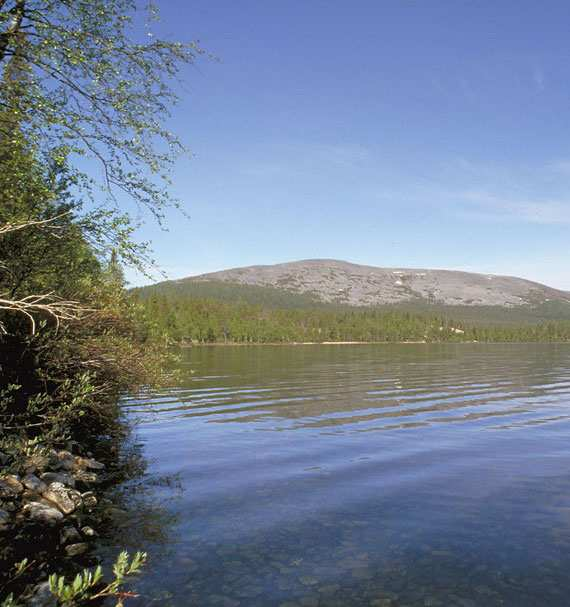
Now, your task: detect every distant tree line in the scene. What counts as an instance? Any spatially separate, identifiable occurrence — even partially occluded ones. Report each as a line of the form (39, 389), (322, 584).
(137, 294), (570, 344)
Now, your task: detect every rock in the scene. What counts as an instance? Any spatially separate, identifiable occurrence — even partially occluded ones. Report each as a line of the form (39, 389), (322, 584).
(102, 505), (128, 520)
(21, 490), (43, 504)
(0, 508), (11, 528)
(300, 576), (319, 586)
(73, 470), (99, 486)
(65, 542), (89, 557)
(318, 585), (340, 595)
(75, 457), (105, 471)
(23, 454), (50, 475)
(0, 451), (9, 466)
(81, 491), (97, 509)
(23, 474), (48, 494)
(60, 526), (82, 545)
(81, 525), (98, 537)
(40, 472), (75, 488)
(0, 474), (24, 498)
(56, 451), (76, 471)
(43, 482), (82, 515)
(28, 581), (57, 607)
(23, 502), (64, 525)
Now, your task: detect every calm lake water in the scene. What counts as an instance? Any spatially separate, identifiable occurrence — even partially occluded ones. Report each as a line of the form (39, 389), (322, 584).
(109, 344), (570, 606)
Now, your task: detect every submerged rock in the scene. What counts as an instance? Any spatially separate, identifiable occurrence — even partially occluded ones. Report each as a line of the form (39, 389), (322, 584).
(65, 542), (89, 557)
(28, 581), (57, 607)
(23, 502), (64, 525)
(81, 525), (98, 537)
(60, 526), (82, 545)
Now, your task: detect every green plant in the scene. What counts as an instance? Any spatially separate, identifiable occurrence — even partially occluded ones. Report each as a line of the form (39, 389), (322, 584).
(48, 551), (147, 607)
(0, 559), (32, 607)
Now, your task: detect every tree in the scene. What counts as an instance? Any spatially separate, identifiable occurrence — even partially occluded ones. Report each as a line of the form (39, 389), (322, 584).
(0, 0), (202, 268)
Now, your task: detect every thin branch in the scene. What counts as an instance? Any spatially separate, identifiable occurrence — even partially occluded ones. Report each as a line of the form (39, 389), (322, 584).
(0, 211), (71, 235)
(0, 0), (25, 63)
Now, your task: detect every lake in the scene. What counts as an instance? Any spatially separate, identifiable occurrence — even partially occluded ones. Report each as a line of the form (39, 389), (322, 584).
(110, 344), (570, 606)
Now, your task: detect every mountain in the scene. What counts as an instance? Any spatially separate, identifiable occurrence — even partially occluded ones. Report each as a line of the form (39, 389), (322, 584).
(188, 259), (569, 307)
(135, 259), (570, 322)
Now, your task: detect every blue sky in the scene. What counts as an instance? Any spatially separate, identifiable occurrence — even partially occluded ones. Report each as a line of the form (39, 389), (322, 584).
(127, 1), (570, 289)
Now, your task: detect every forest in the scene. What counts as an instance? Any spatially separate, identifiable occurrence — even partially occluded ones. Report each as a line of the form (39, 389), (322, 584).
(138, 293), (570, 344)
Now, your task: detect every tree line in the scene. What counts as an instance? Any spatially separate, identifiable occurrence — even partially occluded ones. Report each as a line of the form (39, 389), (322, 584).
(139, 294), (570, 344)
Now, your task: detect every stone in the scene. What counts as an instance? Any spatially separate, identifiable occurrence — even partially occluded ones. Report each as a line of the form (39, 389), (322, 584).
(23, 502), (64, 525)
(73, 471), (99, 486)
(43, 482), (82, 515)
(65, 542), (89, 557)
(23, 454), (50, 475)
(351, 567), (372, 580)
(81, 525), (98, 537)
(75, 457), (105, 471)
(56, 451), (75, 471)
(23, 474), (48, 494)
(81, 491), (97, 509)
(28, 582), (57, 607)
(102, 505), (128, 520)
(0, 508), (11, 528)
(318, 585), (340, 595)
(300, 576), (319, 586)
(0, 474), (24, 498)
(40, 472), (75, 488)
(60, 526), (82, 545)
(21, 490), (42, 504)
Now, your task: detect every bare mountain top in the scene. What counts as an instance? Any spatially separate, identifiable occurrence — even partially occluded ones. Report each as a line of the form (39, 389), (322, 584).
(191, 259), (570, 308)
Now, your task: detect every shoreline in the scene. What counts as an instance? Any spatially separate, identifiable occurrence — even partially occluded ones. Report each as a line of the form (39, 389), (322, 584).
(0, 446), (114, 603)
(178, 340), (570, 347)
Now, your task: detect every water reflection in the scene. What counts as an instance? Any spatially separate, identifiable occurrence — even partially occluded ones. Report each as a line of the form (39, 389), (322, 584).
(115, 344), (570, 606)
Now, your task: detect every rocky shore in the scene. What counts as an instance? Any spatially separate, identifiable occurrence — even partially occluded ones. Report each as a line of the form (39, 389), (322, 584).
(0, 447), (113, 605)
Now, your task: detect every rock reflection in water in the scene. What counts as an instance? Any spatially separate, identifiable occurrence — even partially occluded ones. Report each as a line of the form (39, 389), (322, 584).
(111, 344), (570, 606)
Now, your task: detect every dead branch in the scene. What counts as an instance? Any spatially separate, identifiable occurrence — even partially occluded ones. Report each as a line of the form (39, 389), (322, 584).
(0, 212), (71, 236)
(0, 292), (87, 334)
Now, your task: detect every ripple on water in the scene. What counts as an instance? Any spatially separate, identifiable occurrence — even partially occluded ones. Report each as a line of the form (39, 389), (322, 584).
(114, 344), (570, 607)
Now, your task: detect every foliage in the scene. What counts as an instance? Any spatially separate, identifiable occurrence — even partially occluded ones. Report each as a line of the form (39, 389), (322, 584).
(135, 279), (570, 323)
(0, 2), (189, 604)
(1, 552), (146, 607)
(0, 0), (201, 270)
(48, 551), (147, 607)
(137, 292), (570, 344)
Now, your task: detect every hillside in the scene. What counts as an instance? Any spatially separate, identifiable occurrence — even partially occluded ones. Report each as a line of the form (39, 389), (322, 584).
(135, 260), (570, 323)
(193, 260), (569, 307)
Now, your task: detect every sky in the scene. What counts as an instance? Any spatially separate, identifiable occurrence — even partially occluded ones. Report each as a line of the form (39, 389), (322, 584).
(126, 1), (570, 289)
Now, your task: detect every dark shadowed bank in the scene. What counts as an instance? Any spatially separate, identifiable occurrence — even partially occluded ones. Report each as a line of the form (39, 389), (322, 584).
(0, 1), (199, 604)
